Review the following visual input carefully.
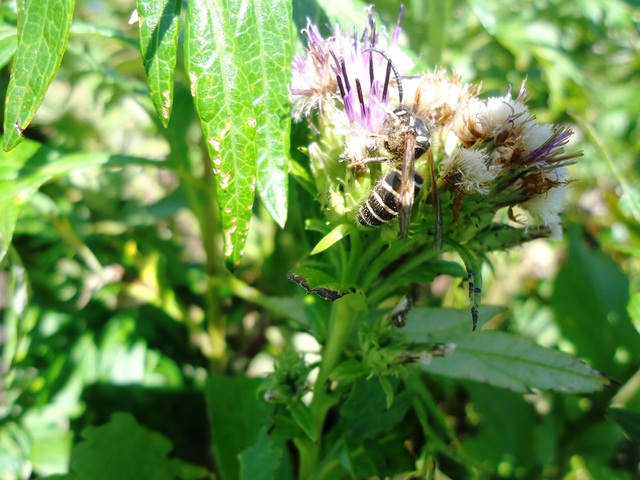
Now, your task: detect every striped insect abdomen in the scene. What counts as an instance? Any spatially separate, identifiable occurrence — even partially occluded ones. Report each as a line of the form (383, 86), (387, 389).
(357, 167), (424, 228)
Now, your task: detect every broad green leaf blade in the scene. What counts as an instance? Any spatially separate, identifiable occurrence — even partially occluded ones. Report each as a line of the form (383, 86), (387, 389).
(0, 139), (162, 263)
(136, 0), (181, 126)
(421, 331), (613, 393)
(239, 429), (287, 480)
(184, 0), (258, 270)
(552, 226), (640, 377)
(252, 0), (293, 228)
(70, 413), (175, 480)
(340, 378), (413, 440)
(3, 0), (74, 151)
(400, 306), (505, 336)
(206, 375), (273, 480)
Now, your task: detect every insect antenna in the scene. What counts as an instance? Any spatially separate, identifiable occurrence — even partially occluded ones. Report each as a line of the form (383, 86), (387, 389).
(362, 47), (403, 104)
(329, 50), (347, 100)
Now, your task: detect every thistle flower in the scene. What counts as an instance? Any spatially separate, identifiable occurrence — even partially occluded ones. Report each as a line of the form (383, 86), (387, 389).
(453, 83), (531, 146)
(441, 148), (501, 195)
(291, 7), (411, 165)
(410, 69), (478, 126)
(520, 169), (569, 239)
(290, 8), (581, 240)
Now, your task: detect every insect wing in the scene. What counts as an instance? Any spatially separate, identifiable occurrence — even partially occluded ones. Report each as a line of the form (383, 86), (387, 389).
(398, 131), (416, 239)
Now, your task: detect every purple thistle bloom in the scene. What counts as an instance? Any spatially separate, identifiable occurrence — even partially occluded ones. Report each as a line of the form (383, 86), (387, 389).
(523, 126), (574, 166)
(291, 6), (410, 139)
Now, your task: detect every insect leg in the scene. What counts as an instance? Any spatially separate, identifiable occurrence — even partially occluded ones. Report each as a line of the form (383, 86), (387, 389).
(427, 149), (443, 251)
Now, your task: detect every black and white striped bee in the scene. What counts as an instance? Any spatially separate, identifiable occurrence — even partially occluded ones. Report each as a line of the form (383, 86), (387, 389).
(356, 106), (432, 239)
(333, 45), (442, 243)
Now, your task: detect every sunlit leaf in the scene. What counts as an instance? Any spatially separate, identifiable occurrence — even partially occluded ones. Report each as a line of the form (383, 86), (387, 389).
(252, 0), (293, 228)
(184, 0), (257, 270)
(136, 0), (181, 126)
(421, 330), (614, 393)
(3, 0), (74, 150)
(310, 223), (354, 255)
(184, 0), (292, 268)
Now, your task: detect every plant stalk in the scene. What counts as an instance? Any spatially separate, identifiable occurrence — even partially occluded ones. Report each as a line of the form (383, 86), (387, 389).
(199, 157), (227, 373)
(298, 294), (362, 479)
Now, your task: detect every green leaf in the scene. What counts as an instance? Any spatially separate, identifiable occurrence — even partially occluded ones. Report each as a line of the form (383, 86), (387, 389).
(399, 306), (505, 337)
(3, 0), (74, 150)
(289, 158), (317, 197)
(329, 359), (367, 384)
(378, 376), (395, 410)
(310, 223), (354, 255)
(608, 407), (640, 443)
(0, 140), (160, 263)
(287, 267), (359, 301)
(184, 0), (257, 270)
(252, 0), (293, 228)
(69, 413), (175, 480)
(239, 429), (288, 480)
(184, 0), (293, 269)
(461, 383), (539, 472)
(206, 375), (274, 480)
(136, 0), (181, 126)
(421, 331), (613, 393)
(552, 225), (640, 376)
(288, 400), (317, 441)
(340, 378), (413, 440)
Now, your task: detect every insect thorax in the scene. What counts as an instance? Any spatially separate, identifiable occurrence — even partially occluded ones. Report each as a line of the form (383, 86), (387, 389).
(383, 107), (431, 160)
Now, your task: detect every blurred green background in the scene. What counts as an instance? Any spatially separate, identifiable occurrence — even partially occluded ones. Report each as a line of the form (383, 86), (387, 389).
(1, 0), (639, 478)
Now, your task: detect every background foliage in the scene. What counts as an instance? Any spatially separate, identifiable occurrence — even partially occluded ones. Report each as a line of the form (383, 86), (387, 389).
(1, 0), (639, 479)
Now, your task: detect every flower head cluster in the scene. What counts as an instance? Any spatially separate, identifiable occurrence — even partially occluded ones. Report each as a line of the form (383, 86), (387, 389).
(291, 8), (581, 240)
(292, 7), (413, 165)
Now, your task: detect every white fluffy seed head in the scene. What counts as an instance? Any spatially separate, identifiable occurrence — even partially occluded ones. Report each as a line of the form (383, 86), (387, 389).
(442, 148), (501, 195)
(521, 123), (555, 155)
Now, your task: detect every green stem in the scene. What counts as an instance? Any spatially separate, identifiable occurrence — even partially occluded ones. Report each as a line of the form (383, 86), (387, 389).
(198, 158), (227, 373)
(366, 240), (439, 306)
(359, 238), (413, 290)
(298, 295), (362, 479)
(343, 230), (362, 283)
